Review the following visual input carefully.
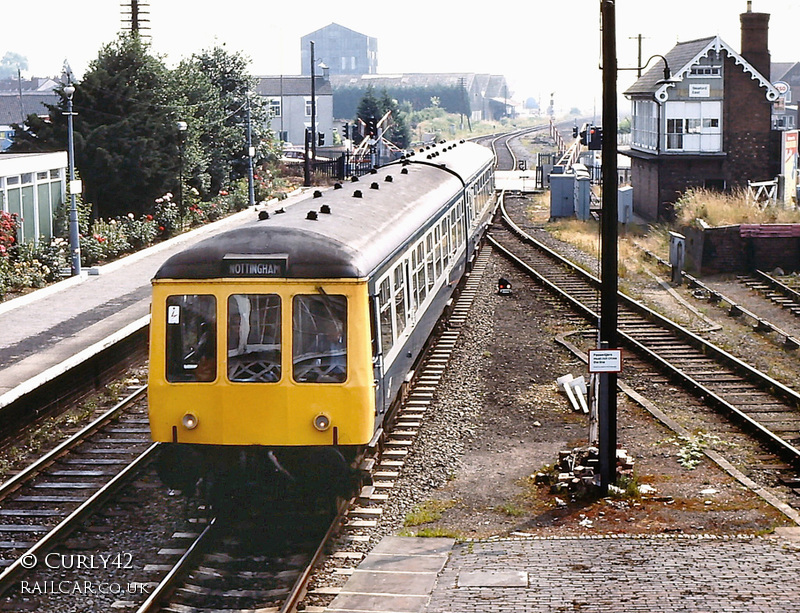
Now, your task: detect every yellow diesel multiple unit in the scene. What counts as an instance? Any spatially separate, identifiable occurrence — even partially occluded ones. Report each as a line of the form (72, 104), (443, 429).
(148, 140), (496, 497)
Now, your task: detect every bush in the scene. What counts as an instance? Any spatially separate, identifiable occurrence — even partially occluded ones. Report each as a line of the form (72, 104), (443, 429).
(153, 194), (180, 239)
(7, 258), (49, 290)
(118, 214), (158, 250)
(0, 211), (18, 257)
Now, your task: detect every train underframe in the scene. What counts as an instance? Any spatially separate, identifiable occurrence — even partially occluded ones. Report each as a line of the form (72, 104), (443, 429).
(155, 442), (364, 513)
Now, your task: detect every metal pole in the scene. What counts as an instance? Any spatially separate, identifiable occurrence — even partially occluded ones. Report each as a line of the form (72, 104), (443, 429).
(599, 0), (619, 493)
(176, 120), (187, 230)
(64, 84), (81, 276)
(310, 41), (317, 164)
(246, 95), (255, 207)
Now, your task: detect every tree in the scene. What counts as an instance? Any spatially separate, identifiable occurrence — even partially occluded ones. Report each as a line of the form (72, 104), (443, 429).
(187, 46), (270, 198)
(76, 35), (180, 218)
(355, 86), (411, 149)
(0, 52), (28, 79)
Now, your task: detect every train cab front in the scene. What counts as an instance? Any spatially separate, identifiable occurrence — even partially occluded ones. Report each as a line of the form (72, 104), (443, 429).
(147, 278), (375, 502)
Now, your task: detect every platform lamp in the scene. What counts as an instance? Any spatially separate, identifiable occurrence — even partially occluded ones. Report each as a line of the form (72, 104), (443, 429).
(63, 81), (81, 276)
(176, 120), (187, 229)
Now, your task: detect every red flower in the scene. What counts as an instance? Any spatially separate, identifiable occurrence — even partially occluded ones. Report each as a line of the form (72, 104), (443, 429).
(159, 226), (165, 232)
(146, 214), (153, 221)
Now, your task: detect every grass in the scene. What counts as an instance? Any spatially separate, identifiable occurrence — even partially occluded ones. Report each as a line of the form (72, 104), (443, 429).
(674, 187), (800, 226)
(493, 502), (527, 517)
(403, 499), (458, 527)
(547, 218), (663, 280)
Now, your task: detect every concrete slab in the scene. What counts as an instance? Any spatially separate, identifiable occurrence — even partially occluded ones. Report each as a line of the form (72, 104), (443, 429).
(359, 553), (448, 574)
(345, 570), (438, 594)
(326, 537), (452, 613)
(457, 571), (529, 588)
(326, 592), (428, 613)
(371, 536), (454, 556)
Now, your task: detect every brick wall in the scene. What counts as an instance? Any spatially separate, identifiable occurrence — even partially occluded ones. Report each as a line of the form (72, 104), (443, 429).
(723, 53), (777, 186)
(680, 223), (800, 274)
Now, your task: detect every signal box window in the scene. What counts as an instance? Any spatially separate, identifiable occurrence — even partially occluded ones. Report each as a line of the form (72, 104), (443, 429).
(293, 294), (347, 383)
(166, 295), (217, 382)
(228, 294), (281, 382)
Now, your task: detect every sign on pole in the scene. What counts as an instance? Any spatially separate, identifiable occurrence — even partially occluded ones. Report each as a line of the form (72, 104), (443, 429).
(588, 349), (622, 373)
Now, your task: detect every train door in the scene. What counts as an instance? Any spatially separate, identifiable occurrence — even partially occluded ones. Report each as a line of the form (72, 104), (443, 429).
(369, 295), (385, 418)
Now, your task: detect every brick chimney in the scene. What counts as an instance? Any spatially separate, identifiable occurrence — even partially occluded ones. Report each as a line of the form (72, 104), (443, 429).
(740, 3), (771, 78)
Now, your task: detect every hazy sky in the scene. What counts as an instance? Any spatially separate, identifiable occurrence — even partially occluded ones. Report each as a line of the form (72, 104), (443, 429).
(4, 0), (799, 113)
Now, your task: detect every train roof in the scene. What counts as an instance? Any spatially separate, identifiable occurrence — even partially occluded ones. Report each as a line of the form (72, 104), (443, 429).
(154, 140), (494, 281)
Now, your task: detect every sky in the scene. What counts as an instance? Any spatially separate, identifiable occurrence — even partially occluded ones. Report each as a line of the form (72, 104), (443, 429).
(3, 0), (799, 114)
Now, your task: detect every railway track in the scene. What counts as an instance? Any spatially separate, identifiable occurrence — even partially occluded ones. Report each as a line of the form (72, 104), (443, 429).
(0, 386), (155, 602)
(739, 270), (800, 318)
(488, 198), (800, 476)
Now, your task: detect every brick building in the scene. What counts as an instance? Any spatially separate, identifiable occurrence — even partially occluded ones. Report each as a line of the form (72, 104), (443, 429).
(623, 7), (780, 220)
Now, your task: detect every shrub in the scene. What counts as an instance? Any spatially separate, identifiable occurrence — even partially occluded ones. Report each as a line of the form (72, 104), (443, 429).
(0, 211), (18, 257)
(7, 257), (49, 290)
(118, 214), (158, 250)
(153, 194), (180, 239)
(80, 219), (131, 266)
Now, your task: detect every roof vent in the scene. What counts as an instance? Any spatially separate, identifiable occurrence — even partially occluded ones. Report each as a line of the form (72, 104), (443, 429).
(385, 175), (393, 182)
(351, 175), (359, 182)
(370, 182), (380, 190)
(258, 210), (270, 221)
(334, 182), (343, 189)
(370, 168), (378, 174)
(401, 168), (409, 174)
(306, 210), (318, 220)
(313, 190), (323, 198)
(353, 190), (363, 198)
(275, 207), (285, 214)
(320, 204), (331, 214)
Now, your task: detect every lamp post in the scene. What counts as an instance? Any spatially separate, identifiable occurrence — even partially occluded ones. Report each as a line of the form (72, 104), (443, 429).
(63, 82), (81, 276)
(245, 95), (255, 207)
(176, 120), (187, 229)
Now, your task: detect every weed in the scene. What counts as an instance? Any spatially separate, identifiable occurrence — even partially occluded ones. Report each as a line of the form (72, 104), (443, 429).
(493, 502), (526, 517)
(404, 499), (457, 527)
(661, 432), (727, 470)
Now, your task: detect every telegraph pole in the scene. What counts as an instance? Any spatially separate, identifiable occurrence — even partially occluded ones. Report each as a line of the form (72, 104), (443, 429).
(598, 0), (619, 493)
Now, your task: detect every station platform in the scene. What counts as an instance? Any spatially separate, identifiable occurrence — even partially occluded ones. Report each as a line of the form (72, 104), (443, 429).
(321, 530), (800, 612)
(0, 194), (301, 411)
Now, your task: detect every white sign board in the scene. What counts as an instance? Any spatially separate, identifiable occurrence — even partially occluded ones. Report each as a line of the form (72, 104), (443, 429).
(689, 84), (710, 98)
(588, 349), (623, 373)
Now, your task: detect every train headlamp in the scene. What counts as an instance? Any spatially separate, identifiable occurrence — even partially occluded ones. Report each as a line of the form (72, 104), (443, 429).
(181, 413), (199, 430)
(313, 413), (332, 432)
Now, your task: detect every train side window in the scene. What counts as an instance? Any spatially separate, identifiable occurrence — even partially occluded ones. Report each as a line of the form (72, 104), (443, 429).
(378, 278), (393, 356)
(227, 294), (281, 382)
(166, 295), (217, 383)
(434, 226), (442, 278)
(410, 249), (419, 311)
(415, 243), (427, 304)
(440, 218), (450, 267)
(450, 209), (459, 252)
(425, 234), (435, 291)
(393, 265), (407, 335)
(293, 294), (347, 383)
